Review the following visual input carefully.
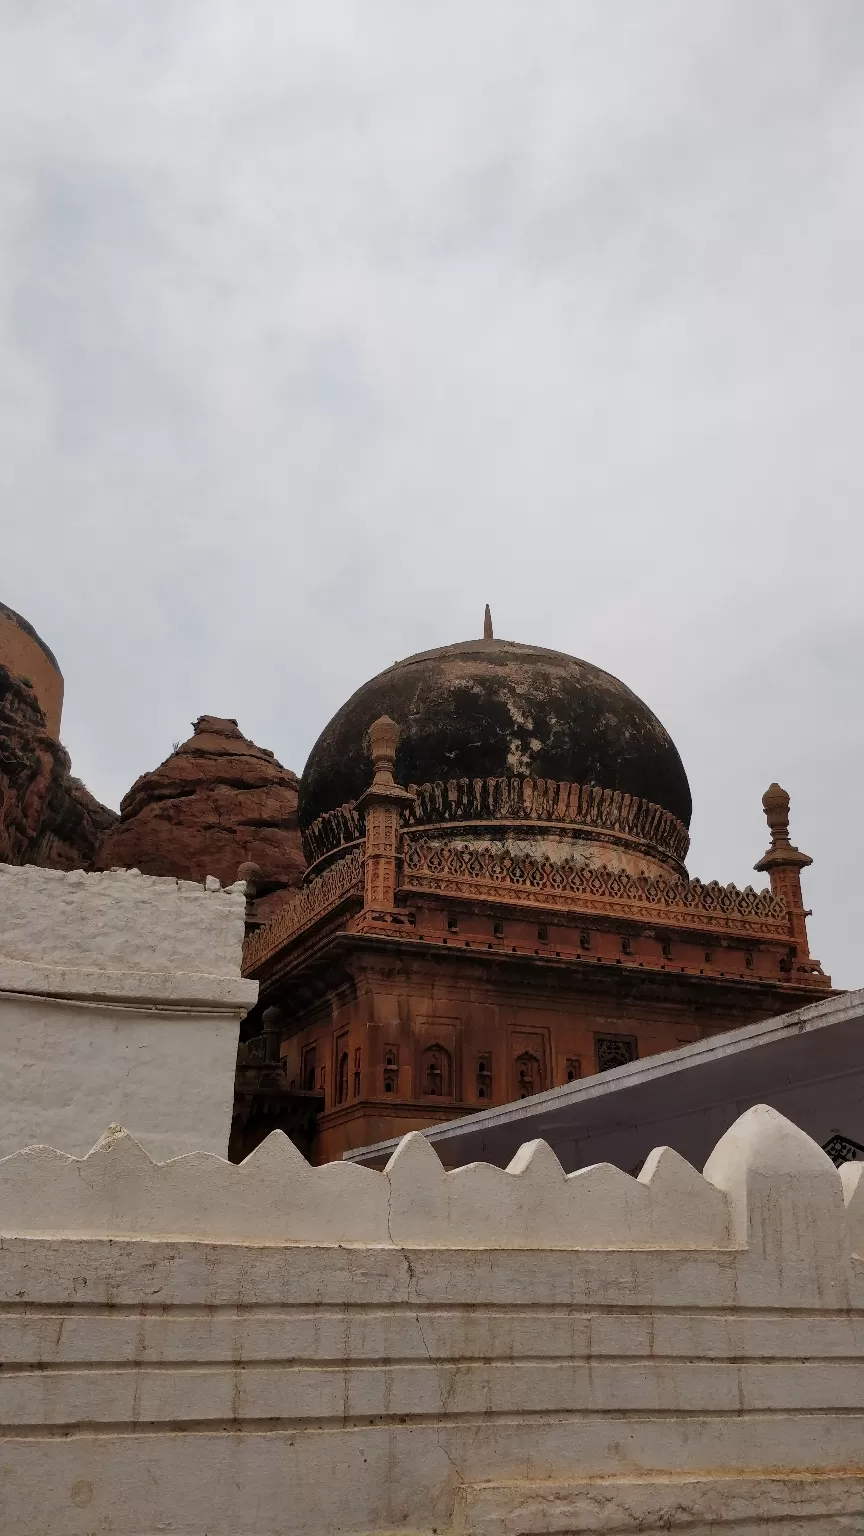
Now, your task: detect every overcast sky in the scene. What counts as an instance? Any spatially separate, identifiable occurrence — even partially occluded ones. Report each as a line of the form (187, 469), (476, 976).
(2, 2), (862, 985)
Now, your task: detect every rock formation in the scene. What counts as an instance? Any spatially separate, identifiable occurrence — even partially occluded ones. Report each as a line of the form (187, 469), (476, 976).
(0, 662), (116, 869)
(97, 716), (305, 909)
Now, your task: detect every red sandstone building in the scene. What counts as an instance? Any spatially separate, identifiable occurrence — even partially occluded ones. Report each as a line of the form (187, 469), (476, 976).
(0, 597), (835, 1166)
(241, 619), (832, 1164)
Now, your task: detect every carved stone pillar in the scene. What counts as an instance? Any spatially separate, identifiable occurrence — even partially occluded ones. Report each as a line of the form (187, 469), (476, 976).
(754, 783), (818, 966)
(356, 716), (415, 921)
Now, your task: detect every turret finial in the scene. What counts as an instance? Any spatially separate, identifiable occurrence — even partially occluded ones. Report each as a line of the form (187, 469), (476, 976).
(366, 715), (400, 788)
(754, 781), (823, 974)
(762, 783), (791, 848)
(483, 603), (493, 640)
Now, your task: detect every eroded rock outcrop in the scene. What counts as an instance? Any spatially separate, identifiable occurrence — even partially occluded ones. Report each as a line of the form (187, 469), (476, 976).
(97, 716), (305, 908)
(0, 662), (116, 868)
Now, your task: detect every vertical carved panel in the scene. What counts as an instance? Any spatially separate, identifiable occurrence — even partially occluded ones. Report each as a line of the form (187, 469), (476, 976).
(363, 803), (401, 912)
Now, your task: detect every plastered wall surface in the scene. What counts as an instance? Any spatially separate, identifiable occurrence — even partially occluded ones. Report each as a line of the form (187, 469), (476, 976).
(1, 1105), (864, 1535)
(0, 864), (255, 1002)
(0, 865), (257, 1159)
(0, 994), (246, 1161)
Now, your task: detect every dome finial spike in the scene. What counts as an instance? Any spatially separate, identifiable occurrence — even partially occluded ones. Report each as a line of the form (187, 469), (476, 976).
(483, 603), (493, 641)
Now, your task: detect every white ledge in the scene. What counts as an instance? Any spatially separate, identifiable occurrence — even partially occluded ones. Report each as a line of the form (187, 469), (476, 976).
(0, 958), (258, 1011)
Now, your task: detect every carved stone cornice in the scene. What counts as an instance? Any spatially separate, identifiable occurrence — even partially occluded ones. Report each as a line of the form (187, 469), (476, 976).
(249, 827), (806, 982)
(400, 838), (790, 941)
(303, 774), (690, 875)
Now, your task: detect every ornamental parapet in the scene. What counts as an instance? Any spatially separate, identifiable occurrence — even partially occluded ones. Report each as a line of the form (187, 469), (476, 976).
(302, 773), (690, 874)
(301, 803), (363, 871)
(400, 837), (790, 939)
(243, 847), (363, 973)
(244, 828), (794, 979)
(405, 776), (690, 867)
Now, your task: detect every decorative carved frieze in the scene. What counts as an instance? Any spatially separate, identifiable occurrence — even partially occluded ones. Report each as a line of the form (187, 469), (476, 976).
(243, 848), (363, 972)
(301, 803), (364, 869)
(400, 838), (790, 939)
(248, 832), (794, 975)
(406, 776), (688, 856)
(404, 776), (690, 864)
(303, 774), (690, 871)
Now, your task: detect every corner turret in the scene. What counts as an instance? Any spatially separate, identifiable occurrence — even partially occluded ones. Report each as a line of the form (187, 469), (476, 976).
(755, 784), (826, 979)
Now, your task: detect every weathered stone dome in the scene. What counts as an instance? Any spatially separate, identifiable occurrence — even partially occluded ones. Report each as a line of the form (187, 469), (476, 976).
(299, 637), (692, 875)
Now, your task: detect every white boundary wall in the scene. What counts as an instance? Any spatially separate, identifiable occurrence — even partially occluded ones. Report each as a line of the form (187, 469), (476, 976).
(0, 864), (257, 1160)
(2, 1105), (864, 1534)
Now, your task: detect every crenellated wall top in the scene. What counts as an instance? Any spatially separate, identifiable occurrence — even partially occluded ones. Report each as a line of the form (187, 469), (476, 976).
(0, 1107), (861, 1284)
(3, 1107), (863, 1536)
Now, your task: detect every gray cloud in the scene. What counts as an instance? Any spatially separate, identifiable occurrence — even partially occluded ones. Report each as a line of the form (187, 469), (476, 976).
(1, 1), (862, 983)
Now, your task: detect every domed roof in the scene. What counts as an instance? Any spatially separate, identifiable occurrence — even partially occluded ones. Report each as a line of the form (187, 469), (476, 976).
(299, 635), (692, 833)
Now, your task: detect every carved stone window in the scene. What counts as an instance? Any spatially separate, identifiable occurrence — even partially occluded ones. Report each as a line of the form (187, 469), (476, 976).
(301, 1044), (317, 1093)
(515, 1050), (543, 1098)
(383, 1044), (399, 1095)
(336, 1050), (349, 1105)
(566, 1057), (580, 1083)
(353, 1047), (361, 1098)
(477, 1053), (492, 1100)
(422, 1043), (452, 1097)
(823, 1132), (864, 1167)
(595, 1035), (637, 1073)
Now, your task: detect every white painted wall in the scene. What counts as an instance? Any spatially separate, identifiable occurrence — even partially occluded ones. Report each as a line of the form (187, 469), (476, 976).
(0, 864), (257, 1159)
(0, 1106), (863, 1534)
(0, 993), (246, 1161)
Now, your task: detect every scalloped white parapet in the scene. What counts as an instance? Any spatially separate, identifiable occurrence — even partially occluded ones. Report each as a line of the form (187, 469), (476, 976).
(2, 1106), (864, 1536)
(703, 1103), (852, 1304)
(0, 1106), (859, 1273)
(384, 1132), (731, 1249)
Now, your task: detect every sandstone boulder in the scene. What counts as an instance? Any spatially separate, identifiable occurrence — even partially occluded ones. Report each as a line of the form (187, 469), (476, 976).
(97, 716), (305, 904)
(0, 662), (116, 868)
